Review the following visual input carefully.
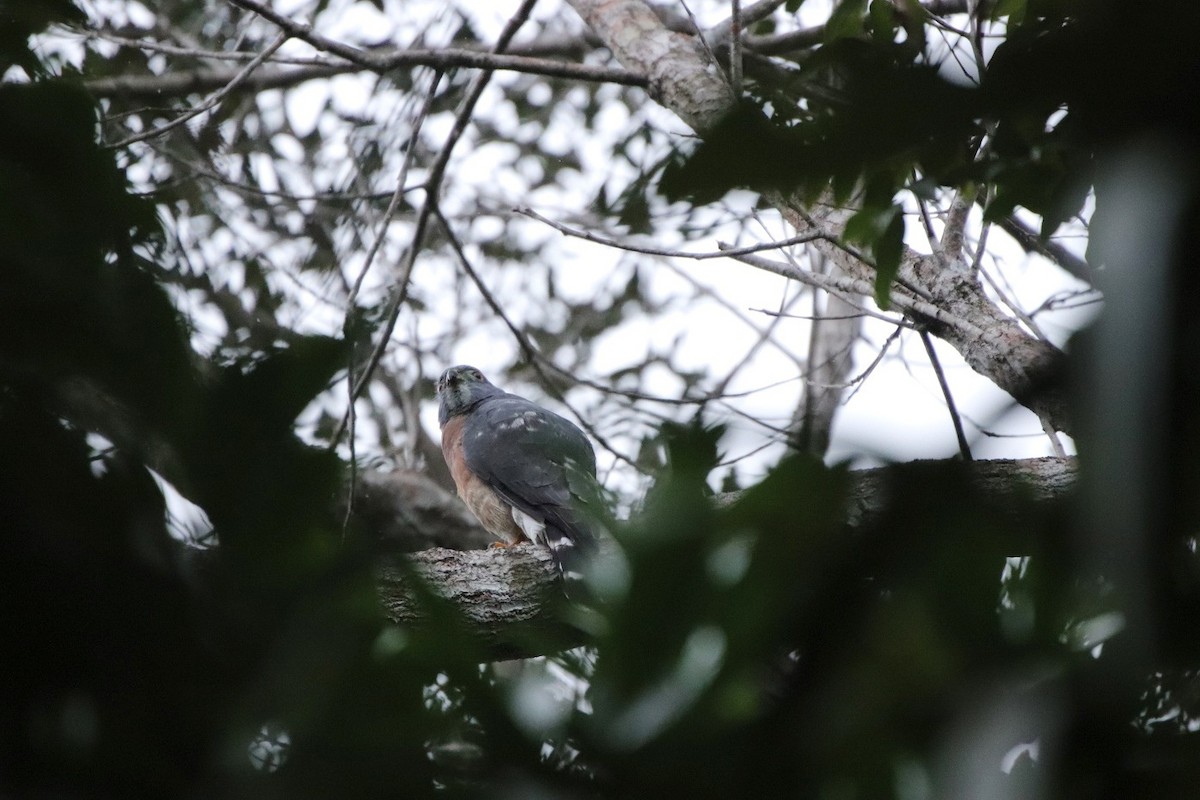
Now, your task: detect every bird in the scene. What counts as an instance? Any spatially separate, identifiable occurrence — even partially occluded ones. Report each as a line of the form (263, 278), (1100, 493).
(435, 365), (598, 590)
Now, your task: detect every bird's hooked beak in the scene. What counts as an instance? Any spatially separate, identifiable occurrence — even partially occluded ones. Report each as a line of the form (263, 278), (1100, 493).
(437, 366), (488, 424)
(437, 366), (485, 394)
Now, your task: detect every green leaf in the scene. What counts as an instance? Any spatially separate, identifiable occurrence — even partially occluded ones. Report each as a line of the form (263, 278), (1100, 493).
(896, 0), (929, 53)
(843, 201), (904, 309)
(874, 208), (905, 308)
(831, 168), (860, 205)
(825, 0), (868, 42)
(868, 0), (896, 43)
(991, 0), (1027, 23)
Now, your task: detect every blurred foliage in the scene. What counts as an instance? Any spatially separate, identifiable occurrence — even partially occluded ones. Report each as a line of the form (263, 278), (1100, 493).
(0, 0), (84, 76)
(4, 0), (1200, 797)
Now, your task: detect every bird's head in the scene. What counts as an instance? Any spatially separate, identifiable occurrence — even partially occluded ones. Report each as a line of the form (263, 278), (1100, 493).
(436, 365), (502, 426)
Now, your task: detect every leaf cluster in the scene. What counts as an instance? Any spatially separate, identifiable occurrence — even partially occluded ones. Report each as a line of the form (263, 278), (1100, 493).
(661, 0), (1200, 301)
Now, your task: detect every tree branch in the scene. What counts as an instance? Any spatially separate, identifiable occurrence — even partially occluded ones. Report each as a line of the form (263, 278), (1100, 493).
(996, 214), (1095, 286)
(793, 252), (861, 456)
(377, 545), (584, 661)
(741, 0), (969, 56)
(565, 0), (1072, 433)
(374, 456), (1079, 659)
(85, 49), (646, 101)
(566, 0), (735, 134)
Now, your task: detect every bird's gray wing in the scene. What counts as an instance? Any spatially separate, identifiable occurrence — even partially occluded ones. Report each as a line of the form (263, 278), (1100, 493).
(460, 393), (598, 548)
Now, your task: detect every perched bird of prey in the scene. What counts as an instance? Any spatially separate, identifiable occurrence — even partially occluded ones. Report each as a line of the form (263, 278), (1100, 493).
(436, 365), (598, 589)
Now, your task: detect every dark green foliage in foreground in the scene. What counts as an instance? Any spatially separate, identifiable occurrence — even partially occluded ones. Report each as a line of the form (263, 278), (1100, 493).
(4, 1), (1200, 797)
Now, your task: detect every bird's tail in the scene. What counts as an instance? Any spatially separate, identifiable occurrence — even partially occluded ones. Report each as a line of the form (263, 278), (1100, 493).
(543, 520), (594, 603)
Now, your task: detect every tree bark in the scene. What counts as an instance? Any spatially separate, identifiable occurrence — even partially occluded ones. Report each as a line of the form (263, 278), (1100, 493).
(379, 456), (1077, 659)
(376, 544), (586, 661)
(793, 255), (861, 456)
(566, 0), (1072, 435)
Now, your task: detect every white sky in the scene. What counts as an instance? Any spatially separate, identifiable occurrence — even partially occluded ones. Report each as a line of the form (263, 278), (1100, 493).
(52, 0), (1097, 508)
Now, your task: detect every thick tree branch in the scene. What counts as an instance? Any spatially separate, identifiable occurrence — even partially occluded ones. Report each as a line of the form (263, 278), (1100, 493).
(376, 456), (1078, 659)
(566, 0), (735, 134)
(567, 0), (1072, 435)
(377, 545), (584, 661)
(355, 469), (493, 552)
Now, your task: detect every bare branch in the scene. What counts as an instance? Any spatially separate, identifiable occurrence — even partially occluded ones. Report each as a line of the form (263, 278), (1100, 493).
(377, 546), (584, 661)
(996, 214), (1095, 286)
(794, 270), (861, 456)
(920, 329), (973, 460)
(729, 250), (983, 337)
(337, 0), (540, 442)
(86, 46), (647, 101)
(941, 189), (973, 260)
(518, 206), (831, 258)
(107, 30), (287, 148)
(86, 62), (354, 100)
(710, 0), (788, 44)
(227, 0), (366, 63)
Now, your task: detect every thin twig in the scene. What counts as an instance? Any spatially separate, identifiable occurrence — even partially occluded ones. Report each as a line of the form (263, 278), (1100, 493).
(679, 0), (726, 87)
(730, 250), (971, 333)
(108, 30), (287, 148)
(1039, 414), (1068, 457)
(754, 306), (914, 328)
(976, 258), (1049, 341)
(969, 209), (991, 274)
(916, 194), (940, 249)
(843, 325), (904, 404)
(227, 0), (385, 63)
(518, 206), (832, 258)
(86, 50), (646, 100)
(1027, 288), (1103, 317)
(995, 214), (1095, 285)
(335, 0), (541, 443)
(156, 146), (415, 202)
(919, 329), (973, 461)
(87, 62), (360, 100)
(710, 0), (787, 43)
(338, 71), (442, 535)
(661, 260), (807, 370)
(89, 29), (330, 64)
(347, 70), (443, 309)
(705, 277), (804, 402)
(433, 207), (644, 475)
